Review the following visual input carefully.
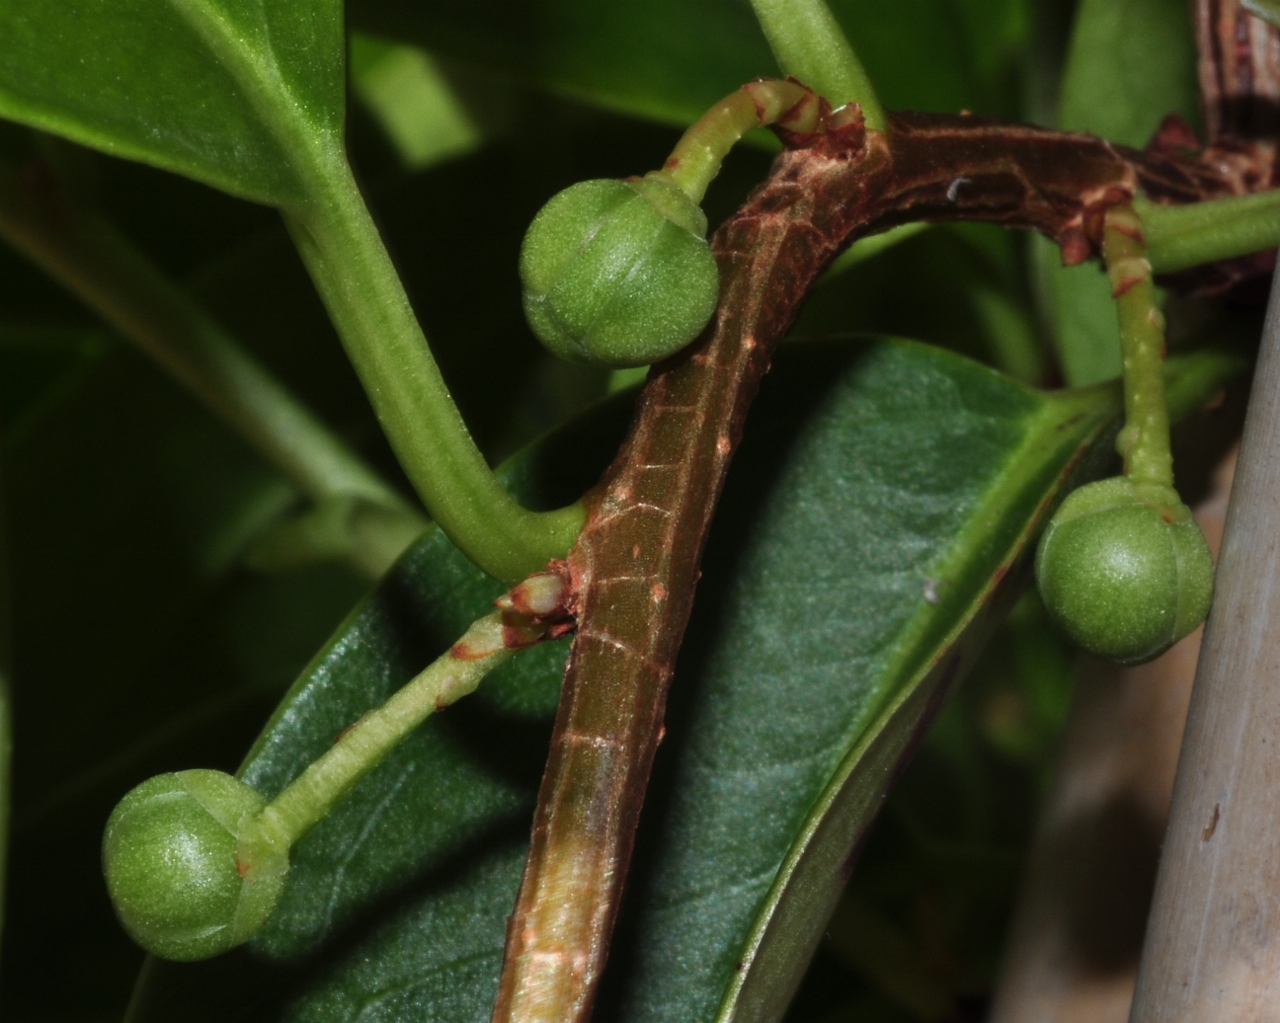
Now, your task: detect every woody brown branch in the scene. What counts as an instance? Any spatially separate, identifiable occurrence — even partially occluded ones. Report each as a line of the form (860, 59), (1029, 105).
(490, 109), (1278, 1023)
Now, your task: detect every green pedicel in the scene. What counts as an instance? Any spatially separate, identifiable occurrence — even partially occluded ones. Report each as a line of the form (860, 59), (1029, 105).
(103, 579), (563, 961)
(1036, 203), (1214, 664)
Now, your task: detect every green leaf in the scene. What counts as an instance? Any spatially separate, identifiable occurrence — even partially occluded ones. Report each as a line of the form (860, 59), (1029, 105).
(0, 0), (345, 204)
(1040, 0), (1199, 386)
(349, 0), (1031, 129)
(1058, 0), (1199, 146)
(123, 339), (1244, 1023)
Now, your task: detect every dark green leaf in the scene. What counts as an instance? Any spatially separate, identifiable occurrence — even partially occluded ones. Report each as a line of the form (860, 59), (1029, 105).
(0, 0), (345, 204)
(126, 339), (1238, 1023)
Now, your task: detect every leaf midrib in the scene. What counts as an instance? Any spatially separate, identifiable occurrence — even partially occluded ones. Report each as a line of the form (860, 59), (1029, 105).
(168, 0), (339, 202)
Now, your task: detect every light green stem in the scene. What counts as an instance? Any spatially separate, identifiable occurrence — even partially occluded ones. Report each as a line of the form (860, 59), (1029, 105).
(248, 610), (529, 852)
(284, 156), (584, 584)
(1137, 190), (1280, 274)
(657, 79), (814, 202)
(748, 0), (887, 130)
(0, 156), (426, 578)
(1104, 203), (1174, 488)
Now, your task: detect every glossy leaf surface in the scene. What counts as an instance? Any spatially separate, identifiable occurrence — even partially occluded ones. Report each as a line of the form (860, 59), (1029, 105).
(127, 339), (1235, 1023)
(0, 0), (344, 203)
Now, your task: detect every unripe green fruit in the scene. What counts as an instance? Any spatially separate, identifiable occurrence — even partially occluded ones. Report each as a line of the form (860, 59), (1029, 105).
(1036, 477), (1214, 665)
(102, 770), (289, 961)
(520, 175), (720, 367)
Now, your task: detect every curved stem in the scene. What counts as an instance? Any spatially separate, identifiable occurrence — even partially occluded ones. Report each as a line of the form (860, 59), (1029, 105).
(0, 154), (427, 578)
(284, 156), (584, 585)
(1103, 203), (1174, 488)
(748, 0), (887, 129)
(656, 79), (817, 202)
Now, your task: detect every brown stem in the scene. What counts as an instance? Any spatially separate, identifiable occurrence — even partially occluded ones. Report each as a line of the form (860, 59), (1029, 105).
(1195, 0), (1280, 144)
(491, 110), (1278, 1023)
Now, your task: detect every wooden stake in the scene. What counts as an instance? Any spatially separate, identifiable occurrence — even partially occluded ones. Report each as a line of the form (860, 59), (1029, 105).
(1129, 261), (1280, 1022)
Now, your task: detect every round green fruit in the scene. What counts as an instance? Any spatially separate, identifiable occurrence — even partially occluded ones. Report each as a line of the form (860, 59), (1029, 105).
(519, 175), (720, 368)
(1035, 477), (1214, 664)
(102, 769), (289, 961)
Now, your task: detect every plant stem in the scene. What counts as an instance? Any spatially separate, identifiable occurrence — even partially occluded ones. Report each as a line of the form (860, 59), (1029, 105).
(655, 79), (816, 202)
(748, 0), (887, 130)
(1138, 189), (1280, 274)
(244, 582), (560, 859)
(283, 155), (584, 585)
(1103, 203), (1174, 488)
(0, 156), (427, 578)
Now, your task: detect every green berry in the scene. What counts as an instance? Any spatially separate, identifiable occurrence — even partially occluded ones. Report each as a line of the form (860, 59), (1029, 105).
(102, 770), (289, 961)
(1035, 477), (1214, 665)
(519, 175), (720, 367)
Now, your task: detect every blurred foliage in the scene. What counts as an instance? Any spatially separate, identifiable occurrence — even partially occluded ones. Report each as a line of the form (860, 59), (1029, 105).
(0, 1), (1256, 1020)
(1037, 0), (1202, 387)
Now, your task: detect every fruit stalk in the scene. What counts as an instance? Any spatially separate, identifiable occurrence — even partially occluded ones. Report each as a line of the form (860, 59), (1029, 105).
(656, 79), (823, 202)
(1103, 203), (1174, 487)
(246, 592), (560, 857)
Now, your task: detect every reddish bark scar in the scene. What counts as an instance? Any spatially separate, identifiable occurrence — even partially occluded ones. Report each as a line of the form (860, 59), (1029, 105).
(451, 640), (486, 661)
(652, 583), (667, 602)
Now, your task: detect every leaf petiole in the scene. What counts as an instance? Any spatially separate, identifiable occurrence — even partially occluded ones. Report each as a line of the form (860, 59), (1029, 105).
(284, 156), (585, 585)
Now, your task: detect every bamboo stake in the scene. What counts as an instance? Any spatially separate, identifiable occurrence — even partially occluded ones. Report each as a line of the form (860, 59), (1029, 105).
(988, 454), (1234, 1023)
(1128, 261), (1280, 1022)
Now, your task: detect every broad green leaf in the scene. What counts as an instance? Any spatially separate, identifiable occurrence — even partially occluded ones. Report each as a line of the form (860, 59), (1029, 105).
(127, 339), (1235, 1023)
(0, 0), (345, 204)
(1040, 0), (1199, 386)
(349, 0), (1031, 128)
